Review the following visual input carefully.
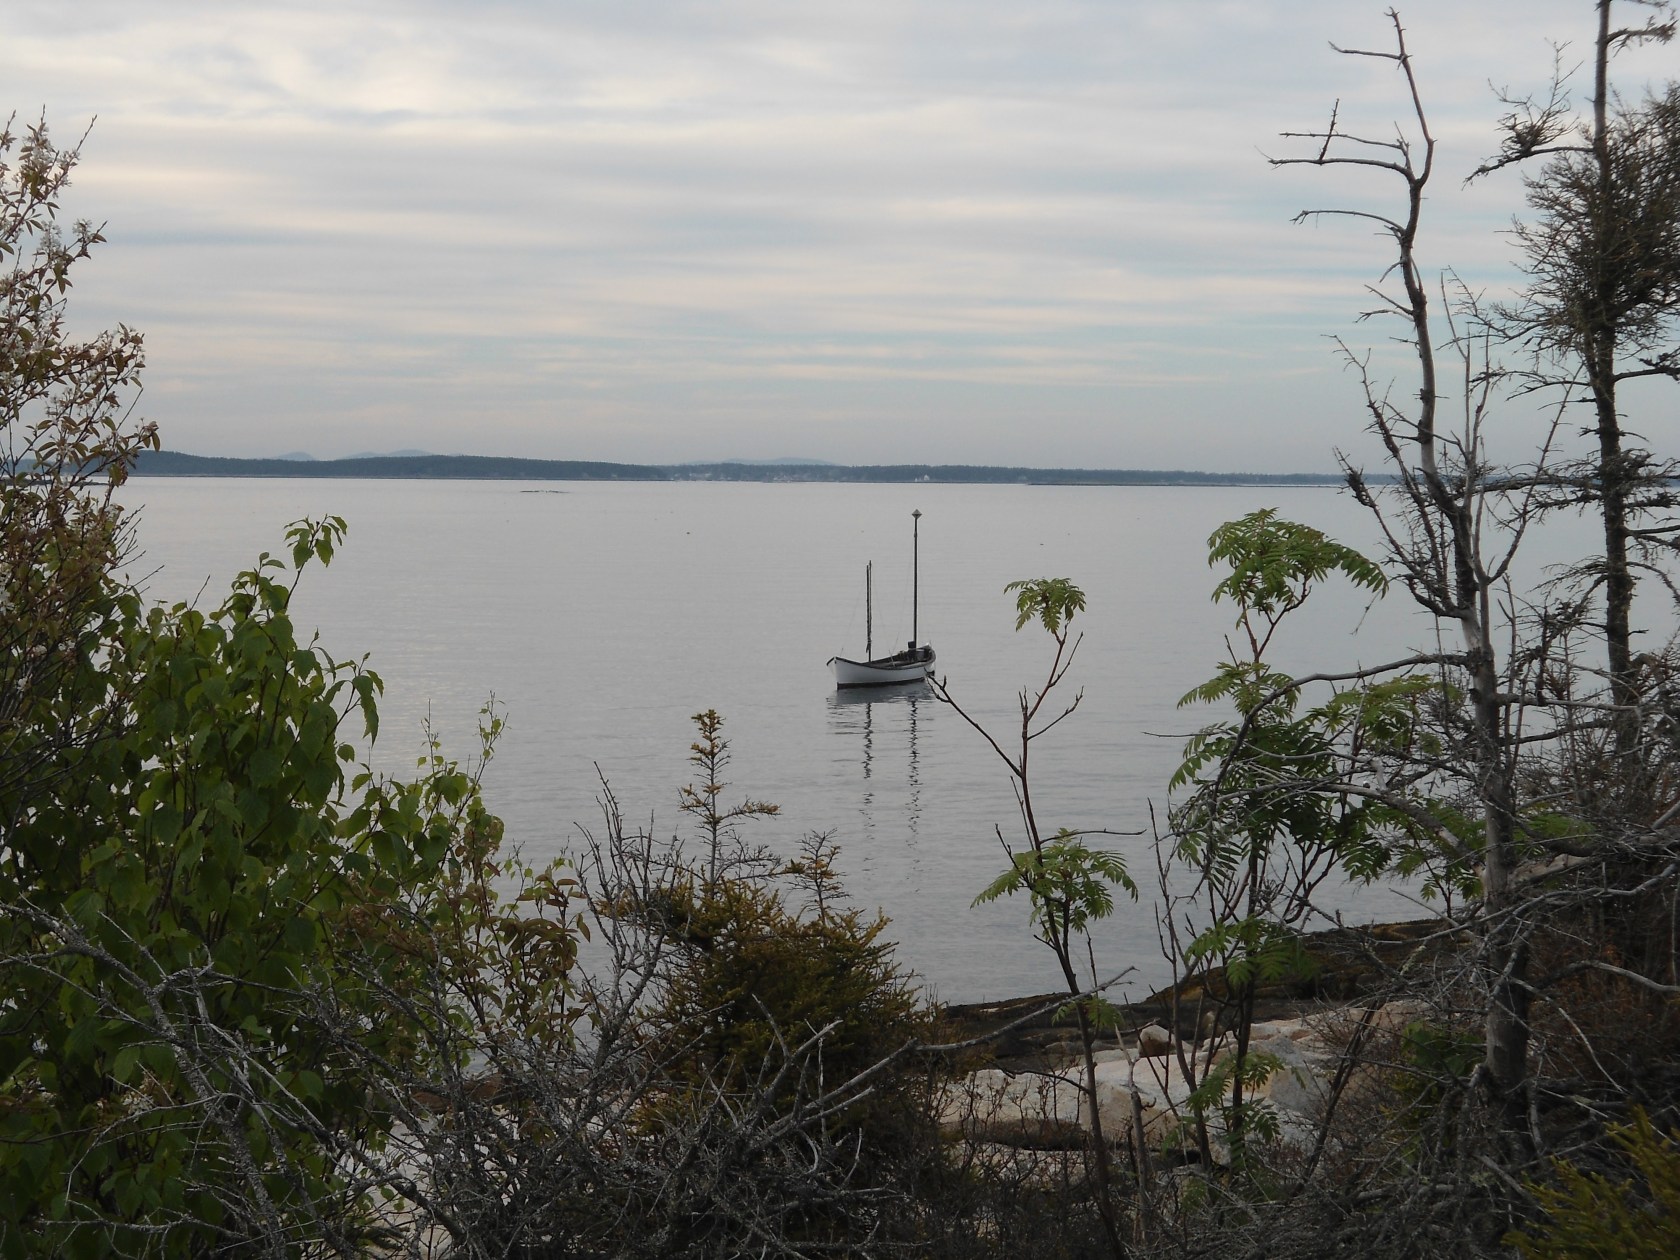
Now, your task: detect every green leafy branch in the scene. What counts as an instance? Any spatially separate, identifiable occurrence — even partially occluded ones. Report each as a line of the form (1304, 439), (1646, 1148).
(973, 829), (1138, 935)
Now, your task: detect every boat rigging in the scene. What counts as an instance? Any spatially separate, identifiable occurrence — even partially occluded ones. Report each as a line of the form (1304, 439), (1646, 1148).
(828, 509), (935, 689)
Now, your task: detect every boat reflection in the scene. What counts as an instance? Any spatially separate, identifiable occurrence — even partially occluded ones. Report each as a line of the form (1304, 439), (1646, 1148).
(827, 683), (927, 841)
(827, 679), (932, 709)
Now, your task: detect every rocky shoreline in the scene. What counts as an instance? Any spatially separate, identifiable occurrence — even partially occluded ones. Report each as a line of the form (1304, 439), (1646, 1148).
(940, 917), (1453, 1071)
(934, 918), (1460, 1157)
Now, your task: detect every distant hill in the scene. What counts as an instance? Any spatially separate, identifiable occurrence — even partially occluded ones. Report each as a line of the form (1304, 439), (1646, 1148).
(131, 450), (1350, 487)
(133, 451), (667, 481)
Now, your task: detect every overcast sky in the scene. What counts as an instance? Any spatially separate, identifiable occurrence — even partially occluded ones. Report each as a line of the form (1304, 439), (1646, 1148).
(6, 1), (1675, 469)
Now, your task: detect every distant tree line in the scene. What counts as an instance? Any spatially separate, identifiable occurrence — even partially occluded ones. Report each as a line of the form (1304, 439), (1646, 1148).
(131, 449), (1351, 486)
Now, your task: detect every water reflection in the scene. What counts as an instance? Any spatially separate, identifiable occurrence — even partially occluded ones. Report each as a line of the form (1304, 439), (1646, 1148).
(827, 684), (928, 841)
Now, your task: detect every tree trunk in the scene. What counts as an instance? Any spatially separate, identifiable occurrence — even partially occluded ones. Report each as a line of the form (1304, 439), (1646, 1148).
(1469, 632), (1531, 1135)
(1589, 0), (1640, 757)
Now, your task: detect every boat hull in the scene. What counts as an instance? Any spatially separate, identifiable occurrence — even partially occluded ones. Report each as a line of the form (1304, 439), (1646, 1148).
(829, 645), (936, 688)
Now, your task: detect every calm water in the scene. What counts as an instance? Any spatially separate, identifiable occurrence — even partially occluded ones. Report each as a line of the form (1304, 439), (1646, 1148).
(118, 478), (1605, 1001)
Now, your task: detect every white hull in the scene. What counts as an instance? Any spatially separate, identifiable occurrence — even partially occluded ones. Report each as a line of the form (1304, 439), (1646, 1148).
(829, 645), (936, 688)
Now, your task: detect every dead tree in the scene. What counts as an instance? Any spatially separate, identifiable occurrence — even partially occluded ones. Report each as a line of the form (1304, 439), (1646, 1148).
(1270, 9), (1549, 1138)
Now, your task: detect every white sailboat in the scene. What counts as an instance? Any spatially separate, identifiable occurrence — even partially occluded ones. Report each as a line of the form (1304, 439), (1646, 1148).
(829, 509), (935, 689)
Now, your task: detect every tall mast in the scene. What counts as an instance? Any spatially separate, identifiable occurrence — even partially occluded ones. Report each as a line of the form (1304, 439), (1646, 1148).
(866, 561), (873, 659)
(911, 509), (921, 648)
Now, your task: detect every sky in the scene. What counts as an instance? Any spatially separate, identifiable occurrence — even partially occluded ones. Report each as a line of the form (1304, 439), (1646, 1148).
(5, 1), (1676, 471)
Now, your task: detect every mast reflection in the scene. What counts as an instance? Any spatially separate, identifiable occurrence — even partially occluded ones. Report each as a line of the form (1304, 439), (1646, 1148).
(828, 681), (927, 840)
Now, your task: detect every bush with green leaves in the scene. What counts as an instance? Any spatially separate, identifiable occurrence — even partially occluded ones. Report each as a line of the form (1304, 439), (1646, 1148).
(0, 520), (496, 1256)
(1509, 1109), (1680, 1259)
(1165, 509), (1442, 1164)
(613, 713), (933, 1156)
(1, 115), (154, 873)
(0, 113), (481, 1255)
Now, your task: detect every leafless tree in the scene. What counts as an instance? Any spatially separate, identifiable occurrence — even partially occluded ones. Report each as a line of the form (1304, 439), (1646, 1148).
(1269, 9), (1550, 1135)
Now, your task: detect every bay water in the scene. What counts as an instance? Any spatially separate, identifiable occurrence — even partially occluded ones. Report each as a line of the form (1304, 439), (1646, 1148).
(119, 478), (1600, 1002)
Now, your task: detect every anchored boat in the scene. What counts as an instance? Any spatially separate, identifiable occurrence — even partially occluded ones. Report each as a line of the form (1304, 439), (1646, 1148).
(829, 509), (935, 689)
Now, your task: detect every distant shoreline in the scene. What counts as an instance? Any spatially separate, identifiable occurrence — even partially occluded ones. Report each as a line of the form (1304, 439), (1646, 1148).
(131, 450), (1356, 488)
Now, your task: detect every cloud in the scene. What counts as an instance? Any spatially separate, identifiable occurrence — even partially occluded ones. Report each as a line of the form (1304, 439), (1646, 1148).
(6, 0), (1672, 467)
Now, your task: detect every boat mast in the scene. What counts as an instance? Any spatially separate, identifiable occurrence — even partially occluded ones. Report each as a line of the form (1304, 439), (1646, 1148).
(866, 561), (873, 659)
(911, 508), (921, 649)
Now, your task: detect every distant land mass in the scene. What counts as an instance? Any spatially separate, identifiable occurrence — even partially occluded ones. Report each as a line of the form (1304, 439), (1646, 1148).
(676, 457), (839, 467)
(132, 452), (666, 481)
(131, 450), (1353, 487)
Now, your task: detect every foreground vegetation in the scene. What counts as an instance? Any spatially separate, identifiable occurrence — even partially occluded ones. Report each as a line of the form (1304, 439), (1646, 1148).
(5, 1), (1680, 1254)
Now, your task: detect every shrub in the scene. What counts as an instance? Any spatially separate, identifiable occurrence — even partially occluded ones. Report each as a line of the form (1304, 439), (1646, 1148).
(1510, 1108), (1680, 1259)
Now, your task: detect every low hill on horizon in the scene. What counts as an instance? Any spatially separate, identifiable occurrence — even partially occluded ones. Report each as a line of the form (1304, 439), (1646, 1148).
(132, 451), (666, 481)
(132, 450), (1350, 487)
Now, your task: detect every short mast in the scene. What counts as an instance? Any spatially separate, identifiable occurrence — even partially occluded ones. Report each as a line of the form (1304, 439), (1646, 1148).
(911, 509), (921, 649)
(866, 561), (873, 659)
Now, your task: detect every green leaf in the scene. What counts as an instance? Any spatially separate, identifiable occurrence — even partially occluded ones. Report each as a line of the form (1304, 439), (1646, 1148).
(111, 1044), (140, 1083)
(292, 1069), (324, 1101)
(1207, 509), (1387, 619)
(249, 745), (283, 787)
(1003, 577), (1086, 633)
(972, 859), (1031, 907)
